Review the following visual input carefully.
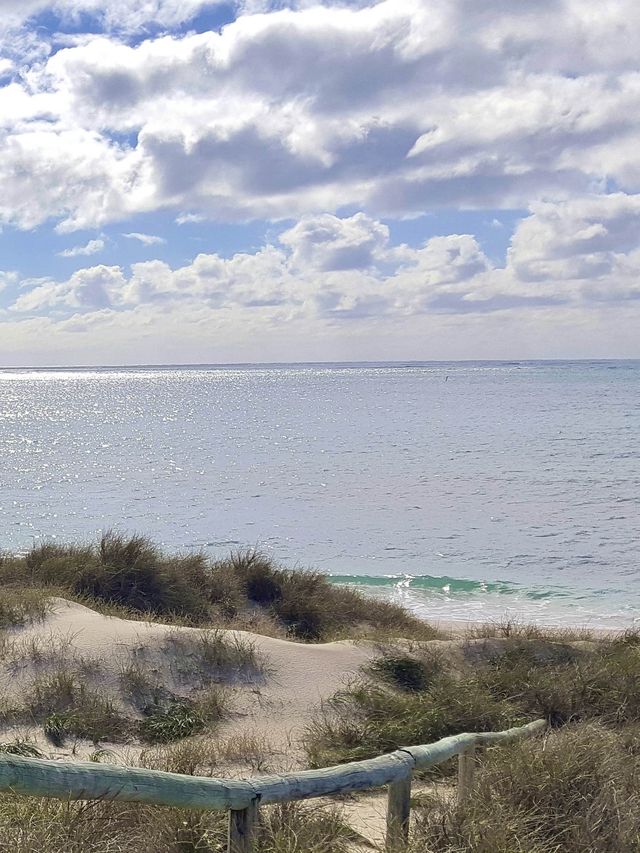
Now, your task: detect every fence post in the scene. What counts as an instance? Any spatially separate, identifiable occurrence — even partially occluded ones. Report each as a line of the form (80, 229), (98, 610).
(386, 772), (412, 850)
(228, 800), (259, 853)
(457, 745), (476, 805)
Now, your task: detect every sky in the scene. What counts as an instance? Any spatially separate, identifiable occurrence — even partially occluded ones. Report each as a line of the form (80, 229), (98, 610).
(2, 0), (640, 365)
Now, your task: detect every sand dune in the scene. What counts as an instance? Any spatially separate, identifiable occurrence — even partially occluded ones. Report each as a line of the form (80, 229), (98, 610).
(1, 598), (376, 758)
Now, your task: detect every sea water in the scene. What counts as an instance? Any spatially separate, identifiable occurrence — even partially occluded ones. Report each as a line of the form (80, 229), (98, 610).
(1, 361), (638, 628)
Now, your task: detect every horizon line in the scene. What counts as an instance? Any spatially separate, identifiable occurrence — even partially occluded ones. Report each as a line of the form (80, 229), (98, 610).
(1, 357), (638, 371)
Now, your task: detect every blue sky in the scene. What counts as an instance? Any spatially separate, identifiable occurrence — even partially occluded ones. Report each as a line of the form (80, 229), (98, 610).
(2, 0), (640, 365)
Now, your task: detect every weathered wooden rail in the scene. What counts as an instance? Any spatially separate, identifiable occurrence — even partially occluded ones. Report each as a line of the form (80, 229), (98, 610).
(0, 718), (546, 852)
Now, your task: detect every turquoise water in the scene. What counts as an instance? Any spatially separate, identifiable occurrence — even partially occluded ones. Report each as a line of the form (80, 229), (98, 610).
(1, 361), (639, 627)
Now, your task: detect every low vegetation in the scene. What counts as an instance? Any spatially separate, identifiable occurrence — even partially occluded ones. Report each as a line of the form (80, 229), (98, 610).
(0, 620), (258, 748)
(306, 631), (640, 768)
(0, 791), (358, 853)
(3, 534), (639, 851)
(27, 671), (130, 744)
(409, 723), (640, 853)
(0, 588), (50, 628)
(365, 647), (444, 692)
(0, 533), (437, 641)
(301, 628), (640, 850)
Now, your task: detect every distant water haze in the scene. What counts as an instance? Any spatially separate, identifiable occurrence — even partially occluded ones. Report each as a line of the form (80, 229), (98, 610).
(1, 361), (639, 629)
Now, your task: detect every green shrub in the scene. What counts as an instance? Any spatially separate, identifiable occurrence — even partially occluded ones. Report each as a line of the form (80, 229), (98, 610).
(138, 689), (227, 744)
(4, 536), (438, 642)
(219, 549), (439, 641)
(20, 533), (212, 621)
(138, 701), (206, 744)
(43, 711), (71, 747)
(367, 651), (443, 692)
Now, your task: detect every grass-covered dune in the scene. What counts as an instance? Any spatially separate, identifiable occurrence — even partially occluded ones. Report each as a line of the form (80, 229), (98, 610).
(305, 628), (640, 852)
(2, 534), (640, 852)
(0, 532), (437, 642)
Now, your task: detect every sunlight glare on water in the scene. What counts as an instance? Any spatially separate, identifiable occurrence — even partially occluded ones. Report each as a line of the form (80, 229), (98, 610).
(1, 361), (639, 628)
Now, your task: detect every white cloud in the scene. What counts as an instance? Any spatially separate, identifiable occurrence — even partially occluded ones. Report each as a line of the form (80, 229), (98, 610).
(6, 202), (640, 361)
(3, 1), (640, 230)
(0, 270), (18, 299)
(11, 201), (640, 323)
(122, 231), (166, 245)
(3, 2), (640, 361)
(507, 194), (640, 301)
(0, 0), (224, 34)
(176, 212), (205, 224)
(58, 237), (105, 257)
(279, 213), (389, 271)
(13, 264), (125, 311)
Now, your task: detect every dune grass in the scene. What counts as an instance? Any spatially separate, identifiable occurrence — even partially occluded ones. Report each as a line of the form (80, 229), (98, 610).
(0, 588), (51, 628)
(409, 723), (640, 853)
(305, 632), (640, 768)
(0, 619), (258, 748)
(0, 534), (438, 642)
(4, 535), (638, 851)
(139, 730), (277, 775)
(0, 790), (354, 853)
(162, 627), (265, 685)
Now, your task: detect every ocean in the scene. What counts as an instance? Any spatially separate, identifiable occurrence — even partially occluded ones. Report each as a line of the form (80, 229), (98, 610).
(1, 361), (638, 628)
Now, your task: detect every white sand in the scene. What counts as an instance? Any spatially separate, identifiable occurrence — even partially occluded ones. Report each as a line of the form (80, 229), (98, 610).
(1, 598), (377, 758)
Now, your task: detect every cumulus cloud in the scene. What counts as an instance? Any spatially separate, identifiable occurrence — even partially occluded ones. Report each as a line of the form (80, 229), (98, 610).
(279, 213), (390, 271)
(509, 194), (640, 283)
(3, 1), (640, 231)
(122, 231), (166, 245)
(13, 264), (125, 311)
(58, 238), (105, 257)
(11, 201), (640, 322)
(4, 1), (640, 361)
(5, 200), (640, 360)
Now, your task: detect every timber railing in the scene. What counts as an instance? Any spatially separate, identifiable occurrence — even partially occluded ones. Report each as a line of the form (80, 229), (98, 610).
(0, 718), (547, 852)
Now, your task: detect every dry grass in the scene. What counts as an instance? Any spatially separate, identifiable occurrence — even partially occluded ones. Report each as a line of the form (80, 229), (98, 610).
(410, 723), (640, 853)
(161, 627), (266, 685)
(0, 793), (356, 853)
(140, 731), (279, 776)
(464, 617), (595, 642)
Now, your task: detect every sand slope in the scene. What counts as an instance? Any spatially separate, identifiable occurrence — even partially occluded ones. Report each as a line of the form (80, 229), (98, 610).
(1, 598), (376, 757)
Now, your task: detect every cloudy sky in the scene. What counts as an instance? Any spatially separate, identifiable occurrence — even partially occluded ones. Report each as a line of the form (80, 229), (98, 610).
(1, 0), (640, 365)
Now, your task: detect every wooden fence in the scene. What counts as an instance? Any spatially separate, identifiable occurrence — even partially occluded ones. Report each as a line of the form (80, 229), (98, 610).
(0, 718), (546, 852)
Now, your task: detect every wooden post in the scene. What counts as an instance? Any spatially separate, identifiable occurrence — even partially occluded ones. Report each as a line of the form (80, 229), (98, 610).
(386, 773), (412, 851)
(228, 800), (259, 853)
(457, 746), (476, 805)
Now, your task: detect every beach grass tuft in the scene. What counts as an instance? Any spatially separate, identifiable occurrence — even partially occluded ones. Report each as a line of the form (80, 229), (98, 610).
(0, 588), (51, 628)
